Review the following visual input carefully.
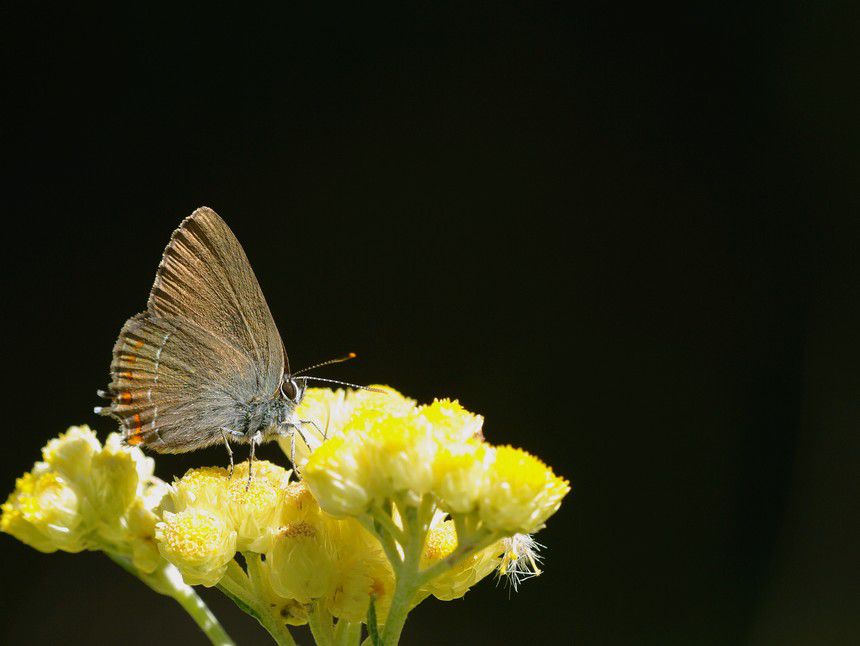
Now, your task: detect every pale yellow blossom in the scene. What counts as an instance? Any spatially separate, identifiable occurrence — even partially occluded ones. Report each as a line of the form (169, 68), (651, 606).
(156, 508), (237, 587)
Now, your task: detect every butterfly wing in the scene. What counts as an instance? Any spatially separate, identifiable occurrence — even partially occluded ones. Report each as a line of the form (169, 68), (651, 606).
(99, 207), (286, 452)
(148, 207), (286, 380)
(100, 312), (259, 451)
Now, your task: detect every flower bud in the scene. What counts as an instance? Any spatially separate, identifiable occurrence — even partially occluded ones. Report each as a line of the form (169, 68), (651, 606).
(156, 509), (237, 586)
(225, 461), (287, 553)
(1, 467), (88, 553)
(419, 520), (504, 601)
(303, 436), (372, 517)
(169, 466), (230, 514)
(41, 426), (101, 485)
(420, 399), (484, 443)
(266, 521), (334, 602)
(88, 434), (150, 537)
(325, 520), (395, 623)
(361, 416), (436, 502)
(479, 446), (570, 534)
(432, 439), (490, 513)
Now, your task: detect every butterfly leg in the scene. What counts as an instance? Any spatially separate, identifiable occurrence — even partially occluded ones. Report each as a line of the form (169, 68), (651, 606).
(299, 418), (325, 440)
(247, 432), (263, 490)
(289, 429), (297, 469)
(220, 428), (243, 478)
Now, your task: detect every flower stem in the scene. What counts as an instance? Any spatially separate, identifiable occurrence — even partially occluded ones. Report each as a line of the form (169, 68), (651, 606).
(105, 552), (235, 646)
(333, 618), (363, 646)
(308, 603), (336, 646)
(378, 495), (435, 645)
(217, 560), (297, 646)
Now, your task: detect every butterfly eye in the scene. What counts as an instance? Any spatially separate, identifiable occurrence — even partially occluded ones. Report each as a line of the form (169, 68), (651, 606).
(281, 378), (302, 402)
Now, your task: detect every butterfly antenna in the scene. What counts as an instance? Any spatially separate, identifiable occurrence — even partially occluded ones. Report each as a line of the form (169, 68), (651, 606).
(299, 376), (387, 393)
(292, 352), (357, 376)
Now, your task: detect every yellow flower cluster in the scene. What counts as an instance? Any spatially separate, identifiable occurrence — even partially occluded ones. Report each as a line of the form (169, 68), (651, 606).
(155, 463), (396, 624)
(2, 389), (568, 645)
(300, 388), (569, 535)
(1, 426), (166, 573)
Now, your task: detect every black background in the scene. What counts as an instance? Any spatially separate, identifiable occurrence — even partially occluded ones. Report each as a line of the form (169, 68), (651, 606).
(3, 3), (858, 645)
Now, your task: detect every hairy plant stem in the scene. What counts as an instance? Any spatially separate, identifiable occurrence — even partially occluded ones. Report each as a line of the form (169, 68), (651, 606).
(333, 618), (363, 646)
(308, 603), (336, 646)
(105, 551), (235, 646)
(217, 559), (297, 646)
(377, 495), (435, 645)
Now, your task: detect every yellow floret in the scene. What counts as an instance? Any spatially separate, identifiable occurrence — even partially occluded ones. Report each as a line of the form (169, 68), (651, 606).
(225, 460), (289, 552)
(359, 415), (436, 503)
(324, 518), (396, 623)
(41, 425), (100, 484)
(170, 466), (230, 514)
(303, 435), (372, 517)
(432, 439), (490, 513)
(419, 520), (504, 601)
(479, 446), (570, 534)
(156, 509), (237, 586)
(419, 399), (484, 444)
(1, 469), (87, 553)
(266, 521), (335, 602)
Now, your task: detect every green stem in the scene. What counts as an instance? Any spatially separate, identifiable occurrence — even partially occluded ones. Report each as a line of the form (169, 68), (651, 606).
(378, 495), (435, 645)
(334, 618), (363, 646)
(360, 515), (401, 568)
(217, 560), (298, 646)
(105, 552), (234, 646)
(308, 603), (336, 646)
(370, 503), (407, 545)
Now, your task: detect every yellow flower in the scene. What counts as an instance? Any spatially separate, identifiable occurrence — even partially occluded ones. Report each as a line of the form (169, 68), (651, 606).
(168, 466), (230, 514)
(304, 398), (440, 512)
(479, 446), (570, 534)
(2, 427), (171, 563)
(266, 521), (335, 602)
(126, 498), (162, 573)
(156, 509), (237, 586)
(303, 435), (372, 517)
(41, 425), (100, 484)
(282, 386), (414, 471)
(418, 520), (504, 601)
(1, 466), (87, 553)
(432, 439), (490, 514)
(225, 461), (289, 553)
(279, 480), (323, 526)
(325, 518), (395, 623)
(346, 386), (416, 424)
(359, 414), (436, 504)
(89, 434), (154, 540)
(163, 461), (290, 555)
(419, 399), (484, 444)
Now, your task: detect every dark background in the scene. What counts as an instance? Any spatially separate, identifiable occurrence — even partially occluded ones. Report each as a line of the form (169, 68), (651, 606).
(2, 3), (858, 644)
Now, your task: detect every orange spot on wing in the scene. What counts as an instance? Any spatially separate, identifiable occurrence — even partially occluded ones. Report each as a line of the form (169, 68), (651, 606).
(119, 392), (133, 404)
(126, 434), (143, 446)
(133, 339), (145, 348)
(119, 371), (135, 379)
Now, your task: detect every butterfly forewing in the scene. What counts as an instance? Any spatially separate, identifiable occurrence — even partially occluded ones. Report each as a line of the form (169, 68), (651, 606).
(148, 207), (286, 383)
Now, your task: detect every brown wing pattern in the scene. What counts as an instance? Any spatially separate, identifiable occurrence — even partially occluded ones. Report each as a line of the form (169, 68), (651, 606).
(99, 207), (286, 452)
(104, 312), (259, 452)
(148, 207), (286, 385)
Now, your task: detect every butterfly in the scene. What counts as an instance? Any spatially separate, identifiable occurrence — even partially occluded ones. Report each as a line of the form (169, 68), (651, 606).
(96, 207), (361, 479)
